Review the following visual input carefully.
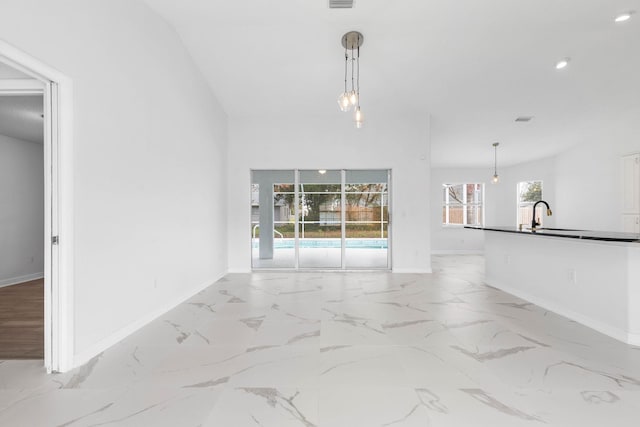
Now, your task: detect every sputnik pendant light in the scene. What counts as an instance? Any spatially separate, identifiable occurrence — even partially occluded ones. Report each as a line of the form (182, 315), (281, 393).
(492, 142), (500, 184)
(337, 31), (364, 128)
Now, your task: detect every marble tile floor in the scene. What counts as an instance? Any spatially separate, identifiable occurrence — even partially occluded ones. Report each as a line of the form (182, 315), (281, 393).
(1, 255), (640, 426)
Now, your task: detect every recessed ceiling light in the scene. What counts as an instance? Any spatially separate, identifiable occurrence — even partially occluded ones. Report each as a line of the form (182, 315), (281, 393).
(615, 11), (634, 22)
(555, 58), (570, 70)
(318, 169), (327, 174)
(515, 116), (534, 123)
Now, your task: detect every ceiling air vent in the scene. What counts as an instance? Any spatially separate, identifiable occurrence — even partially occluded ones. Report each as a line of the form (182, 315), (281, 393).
(515, 116), (534, 123)
(329, 0), (354, 9)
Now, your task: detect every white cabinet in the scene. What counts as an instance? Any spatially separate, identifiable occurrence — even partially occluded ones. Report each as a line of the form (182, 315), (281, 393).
(622, 153), (640, 214)
(623, 214), (640, 233)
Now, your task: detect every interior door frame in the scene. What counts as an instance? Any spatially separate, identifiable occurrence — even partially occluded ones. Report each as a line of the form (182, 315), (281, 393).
(0, 41), (74, 373)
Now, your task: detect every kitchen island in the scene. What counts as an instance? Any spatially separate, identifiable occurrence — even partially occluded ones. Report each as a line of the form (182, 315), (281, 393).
(466, 226), (640, 346)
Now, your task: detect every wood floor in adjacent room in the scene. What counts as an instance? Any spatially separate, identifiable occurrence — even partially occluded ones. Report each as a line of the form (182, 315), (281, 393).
(0, 279), (44, 359)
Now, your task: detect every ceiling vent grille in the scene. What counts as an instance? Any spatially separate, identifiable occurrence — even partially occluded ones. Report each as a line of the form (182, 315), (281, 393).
(329, 0), (354, 9)
(515, 116), (534, 122)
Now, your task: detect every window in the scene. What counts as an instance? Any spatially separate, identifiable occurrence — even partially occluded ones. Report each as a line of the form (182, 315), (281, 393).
(517, 181), (543, 227)
(442, 183), (484, 226)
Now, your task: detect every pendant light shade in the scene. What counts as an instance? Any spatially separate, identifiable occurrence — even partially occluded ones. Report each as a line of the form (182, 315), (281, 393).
(337, 92), (351, 112)
(349, 90), (358, 106)
(355, 106), (364, 128)
(338, 31), (364, 128)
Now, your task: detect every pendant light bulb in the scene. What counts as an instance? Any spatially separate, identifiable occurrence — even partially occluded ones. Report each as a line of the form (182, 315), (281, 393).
(349, 90), (358, 106)
(355, 106), (364, 128)
(338, 45), (351, 112)
(338, 92), (351, 112)
(492, 174), (499, 184)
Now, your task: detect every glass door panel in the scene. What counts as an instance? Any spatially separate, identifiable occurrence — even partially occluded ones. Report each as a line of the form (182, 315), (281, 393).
(251, 170), (296, 268)
(344, 171), (389, 269)
(298, 170), (342, 268)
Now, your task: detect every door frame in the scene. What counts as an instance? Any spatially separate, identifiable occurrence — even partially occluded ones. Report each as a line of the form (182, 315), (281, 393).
(0, 41), (74, 372)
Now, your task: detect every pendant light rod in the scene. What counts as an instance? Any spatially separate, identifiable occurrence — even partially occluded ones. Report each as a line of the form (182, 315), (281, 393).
(356, 40), (360, 106)
(351, 47), (355, 94)
(343, 48), (348, 93)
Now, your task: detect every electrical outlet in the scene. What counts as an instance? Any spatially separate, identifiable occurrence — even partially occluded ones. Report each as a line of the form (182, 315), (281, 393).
(568, 269), (577, 284)
(504, 255), (511, 265)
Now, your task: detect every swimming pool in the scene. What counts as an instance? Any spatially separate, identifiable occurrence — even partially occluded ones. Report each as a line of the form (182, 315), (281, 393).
(252, 238), (387, 249)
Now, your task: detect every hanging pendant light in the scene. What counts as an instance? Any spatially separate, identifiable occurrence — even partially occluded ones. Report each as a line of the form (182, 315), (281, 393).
(355, 106), (364, 128)
(337, 48), (351, 112)
(349, 48), (358, 107)
(339, 31), (364, 128)
(354, 40), (363, 128)
(492, 142), (500, 184)
(349, 90), (358, 107)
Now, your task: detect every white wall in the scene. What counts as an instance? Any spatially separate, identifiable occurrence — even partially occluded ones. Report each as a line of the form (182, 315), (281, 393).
(227, 115), (431, 273)
(430, 168), (491, 254)
(0, 134), (44, 287)
(492, 156), (557, 228)
(0, 0), (228, 367)
(485, 109), (640, 233)
(430, 157), (557, 253)
(554, 108), (640, 231)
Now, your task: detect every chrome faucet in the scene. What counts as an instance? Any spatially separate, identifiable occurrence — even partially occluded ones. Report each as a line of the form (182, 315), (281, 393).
(531, 200), (552, 230)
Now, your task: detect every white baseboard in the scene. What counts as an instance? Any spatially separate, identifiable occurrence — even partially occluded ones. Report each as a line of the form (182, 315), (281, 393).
(392, 268), (433, 274)
(0, 273), (44, 288)
(486, 278), (639, 347)
(628, 332), (640, 347)
(431, 250), (484, 255)
(72, 271), (227, 370)
(227, 269), (251, 274)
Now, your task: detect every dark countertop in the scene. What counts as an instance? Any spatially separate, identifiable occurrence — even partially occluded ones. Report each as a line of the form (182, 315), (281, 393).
(464, 225), (640, 243)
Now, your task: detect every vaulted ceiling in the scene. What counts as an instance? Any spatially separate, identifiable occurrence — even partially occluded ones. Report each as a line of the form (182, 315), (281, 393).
(146, 0), (640, 167)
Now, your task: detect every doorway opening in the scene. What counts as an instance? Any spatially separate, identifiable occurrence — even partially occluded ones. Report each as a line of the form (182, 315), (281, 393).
(0, 91), (45, 359)
(0, 43), (72, 373)
(251, 169), (391, 270)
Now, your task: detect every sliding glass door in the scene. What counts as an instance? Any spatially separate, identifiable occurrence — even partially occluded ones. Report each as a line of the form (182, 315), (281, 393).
(251, 169), (390, 270)
(345, 170), (389, 269)
(298, 170), (342, 269)
(251, 170), (296, 268)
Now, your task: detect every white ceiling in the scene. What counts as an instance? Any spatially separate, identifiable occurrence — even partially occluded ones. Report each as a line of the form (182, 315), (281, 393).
(0, 95), (44, 144)
(147, 0), (639, 166)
